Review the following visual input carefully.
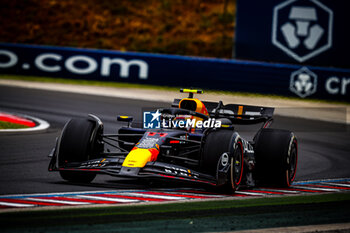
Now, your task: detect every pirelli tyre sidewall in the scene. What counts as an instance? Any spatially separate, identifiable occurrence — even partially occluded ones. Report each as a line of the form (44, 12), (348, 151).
(229, 139), (244, 190)
(201, 129), (244, 192)
(57, 118), (99, 183)
(254, 128), (298, 187)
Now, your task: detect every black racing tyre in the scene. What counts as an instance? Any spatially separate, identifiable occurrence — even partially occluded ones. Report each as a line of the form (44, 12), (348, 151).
(229, 140), (244, 190)
(254, 128), (298, 187)
(58, 118), (100, 183)
(201, 129), (244, 192)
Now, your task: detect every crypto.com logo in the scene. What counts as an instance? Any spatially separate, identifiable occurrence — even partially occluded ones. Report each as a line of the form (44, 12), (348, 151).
(272, 0), (333, 62)
(290, 67), (317, 98)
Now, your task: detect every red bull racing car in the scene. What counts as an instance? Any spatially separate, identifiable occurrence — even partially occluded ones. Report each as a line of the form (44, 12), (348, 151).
(48, 89), (298, 192)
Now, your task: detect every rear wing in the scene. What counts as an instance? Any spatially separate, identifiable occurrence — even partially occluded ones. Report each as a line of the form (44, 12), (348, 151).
(172, 99), (274, 125)
(214, 103), (274, 118)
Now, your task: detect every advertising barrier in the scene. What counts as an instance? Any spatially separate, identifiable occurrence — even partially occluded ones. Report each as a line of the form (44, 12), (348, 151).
(235, 0), (350, 68)
(0, 43), (349, 102)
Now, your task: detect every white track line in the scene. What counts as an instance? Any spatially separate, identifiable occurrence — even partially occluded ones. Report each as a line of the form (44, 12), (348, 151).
(77, 195), (139, 203)
(0, 201), (34, 207)
(175, 193), (226, 198)
(235, 191), (266, 196)
(124, 192), (186, 200)
(0, 190), (140, 198)
(25, 198), (89, 205)
(323, 182), (350, 188)
(292, 186), (339, 192)
(257, 188), (300, 194)
(160, 191), (225, 198)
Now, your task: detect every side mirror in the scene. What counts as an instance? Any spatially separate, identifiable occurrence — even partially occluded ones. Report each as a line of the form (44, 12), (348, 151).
(117, 115), (133, 127)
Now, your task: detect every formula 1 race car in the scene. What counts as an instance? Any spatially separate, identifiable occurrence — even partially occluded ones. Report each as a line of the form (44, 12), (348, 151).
(48, 89), (298, 192)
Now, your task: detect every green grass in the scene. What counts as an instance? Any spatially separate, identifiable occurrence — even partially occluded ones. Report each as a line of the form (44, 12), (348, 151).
(0, 121), (29, 129)
(1, 74), (349, 105)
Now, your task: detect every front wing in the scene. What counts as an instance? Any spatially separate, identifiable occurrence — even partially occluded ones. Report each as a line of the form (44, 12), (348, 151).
(49, 156), (218, 186)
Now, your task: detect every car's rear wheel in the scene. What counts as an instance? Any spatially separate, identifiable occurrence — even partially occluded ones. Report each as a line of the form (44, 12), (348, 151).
(201, 129), (244, 192)
(58, 118), (101, 183)
(254, 128), (298, 187)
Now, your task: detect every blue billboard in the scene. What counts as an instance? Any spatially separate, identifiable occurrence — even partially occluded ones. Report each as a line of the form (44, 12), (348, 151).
(235, 0), (349, 68)
(0, 43), (349, 101)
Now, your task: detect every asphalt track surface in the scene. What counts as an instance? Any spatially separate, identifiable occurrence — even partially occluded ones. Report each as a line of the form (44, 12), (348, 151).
(0, 85), (349, 195)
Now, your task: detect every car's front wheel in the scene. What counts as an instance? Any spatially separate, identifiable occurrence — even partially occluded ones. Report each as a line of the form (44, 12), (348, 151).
(201, 129), (244, 192)
(57, 118), (102, 183)
(228, 140), (244, 190)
